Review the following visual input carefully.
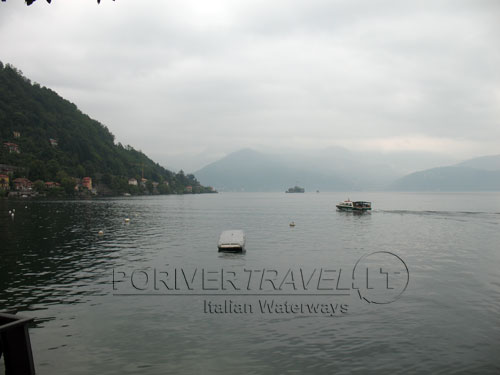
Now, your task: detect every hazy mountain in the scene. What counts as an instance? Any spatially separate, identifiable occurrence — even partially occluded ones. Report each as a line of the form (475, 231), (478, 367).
(276, 147), (400, 190)
(282, 146), (457, 175)
(159, 148), (227, 174)
(391, 154), (500, 191)
(196, 148), (498, 192)
(455, 154), (500, 171)
(194, 149), (351, 191)
(194, 148), (459, 192)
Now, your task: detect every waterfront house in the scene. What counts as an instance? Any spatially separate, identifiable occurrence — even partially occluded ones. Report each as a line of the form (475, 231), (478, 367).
(3, 142), (20, 154)
(82, 177), (92, 190)
(49, 138), (58, 147)
(0, 174), (9, 190)
(128, 178), (138, 186)
(185, 185), (193, 193)
(45, 181), (60, 189)
(13, 178), (32, 191)
(13, 131), (20, 139)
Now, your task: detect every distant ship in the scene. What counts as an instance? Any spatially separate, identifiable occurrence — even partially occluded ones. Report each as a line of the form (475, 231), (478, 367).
(286, 186), (305, 193)
(336, 199), (372, 212)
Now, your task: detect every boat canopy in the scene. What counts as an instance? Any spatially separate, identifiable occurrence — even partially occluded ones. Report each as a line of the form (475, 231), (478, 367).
(352, 201), (371, 208)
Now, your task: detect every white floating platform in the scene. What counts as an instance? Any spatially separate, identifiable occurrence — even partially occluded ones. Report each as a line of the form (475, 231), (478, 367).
(218, 230), (246, 252)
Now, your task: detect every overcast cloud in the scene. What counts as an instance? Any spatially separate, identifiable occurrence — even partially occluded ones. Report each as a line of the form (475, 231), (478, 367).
(1, 0), (499, 171)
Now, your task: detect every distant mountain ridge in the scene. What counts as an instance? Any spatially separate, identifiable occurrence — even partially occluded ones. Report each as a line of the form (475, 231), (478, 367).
(390, 154), (500, 191)
(195, 148), (500, 192)
(194, 148), (351, 192)
(192, 148), (421, 191)
(455, 154), (500, 171)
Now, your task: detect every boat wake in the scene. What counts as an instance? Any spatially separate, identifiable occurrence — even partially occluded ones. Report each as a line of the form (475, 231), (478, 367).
(374, 209), (500, 217)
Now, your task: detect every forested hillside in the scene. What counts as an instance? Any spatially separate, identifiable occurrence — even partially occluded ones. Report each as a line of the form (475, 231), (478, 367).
(0, 61), (213, 196)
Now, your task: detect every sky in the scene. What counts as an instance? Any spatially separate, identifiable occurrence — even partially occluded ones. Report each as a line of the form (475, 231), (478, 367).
(1, 0), (499, 172)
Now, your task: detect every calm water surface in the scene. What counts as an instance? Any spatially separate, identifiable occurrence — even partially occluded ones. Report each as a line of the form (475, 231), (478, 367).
(1, 192), (500, 374)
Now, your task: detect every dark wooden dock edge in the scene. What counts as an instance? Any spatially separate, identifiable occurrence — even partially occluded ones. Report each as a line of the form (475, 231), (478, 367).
(0, 312), (36, 375)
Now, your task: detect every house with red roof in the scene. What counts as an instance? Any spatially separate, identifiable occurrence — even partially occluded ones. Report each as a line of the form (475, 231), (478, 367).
(3, 142), (20, 154)
(13, 178), (32, 191)
(82, 177), (92, 190)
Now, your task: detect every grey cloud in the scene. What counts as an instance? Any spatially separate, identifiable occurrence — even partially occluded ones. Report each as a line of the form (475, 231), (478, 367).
(1, 0), (499, 166)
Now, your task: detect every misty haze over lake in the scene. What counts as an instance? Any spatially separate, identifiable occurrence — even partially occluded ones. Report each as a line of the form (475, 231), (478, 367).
(1, 0), (499, 170)
(1, 1), (500, 374)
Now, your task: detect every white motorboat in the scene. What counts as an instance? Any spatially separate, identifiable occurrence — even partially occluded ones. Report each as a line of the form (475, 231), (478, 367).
(336, 199), (372, 212)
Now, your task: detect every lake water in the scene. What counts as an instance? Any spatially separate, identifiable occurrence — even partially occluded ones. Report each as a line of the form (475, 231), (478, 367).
(1, 192), (500, 374)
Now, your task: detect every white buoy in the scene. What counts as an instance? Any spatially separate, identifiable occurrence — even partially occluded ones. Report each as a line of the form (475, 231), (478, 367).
(98, 230), (104, 236)
(124, 218), (130, 223)
(8, 210), (11, 214)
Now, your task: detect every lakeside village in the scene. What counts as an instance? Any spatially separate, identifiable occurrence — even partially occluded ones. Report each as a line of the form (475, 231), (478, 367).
(0, 171), (179, 198)
(0, 139), (216, 198)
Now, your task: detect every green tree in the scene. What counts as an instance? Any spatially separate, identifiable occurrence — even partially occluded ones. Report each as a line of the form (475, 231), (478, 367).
(76, 164), (86, 178)
(146, 180), (153, 194)
(61, 177), (75, 195)
(47, 159), (60, 180)
(33, 180), (45, 192)
(0, 61), (214, 197)
(29, 160), (47, 181)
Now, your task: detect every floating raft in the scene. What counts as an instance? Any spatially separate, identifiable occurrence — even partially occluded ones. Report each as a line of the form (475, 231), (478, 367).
(218, 230), (246, 252)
